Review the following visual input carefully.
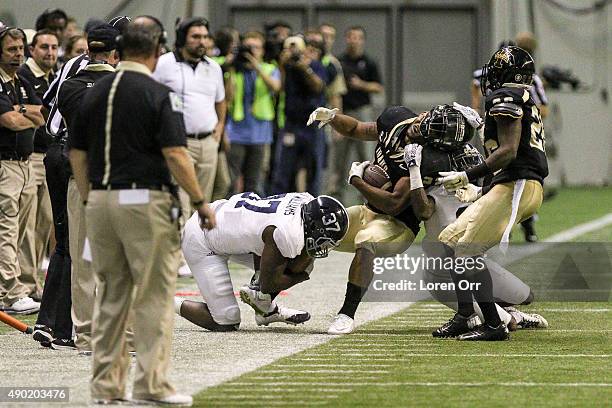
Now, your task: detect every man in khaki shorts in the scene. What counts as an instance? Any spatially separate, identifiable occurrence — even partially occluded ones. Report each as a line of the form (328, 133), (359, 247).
(69, 17), (215, 406)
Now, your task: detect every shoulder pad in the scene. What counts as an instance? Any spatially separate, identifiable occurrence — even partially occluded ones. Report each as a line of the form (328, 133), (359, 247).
(486, 87), (529, 118)
(489, 102), (523, 118)
(376, 106), (417, 133)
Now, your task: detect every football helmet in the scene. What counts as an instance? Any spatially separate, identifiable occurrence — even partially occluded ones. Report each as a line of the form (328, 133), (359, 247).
(419, 144), (452, 188)
(301, 195), (349, 258)
(420, 105), (476, 152)
(480, 46), (535, 96)
(451, 143), (485, 172)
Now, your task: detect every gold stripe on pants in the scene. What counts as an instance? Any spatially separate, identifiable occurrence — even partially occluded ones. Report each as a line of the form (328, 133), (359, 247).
(439, 180), (544, 257)
(18, 153), (52, 298)
(0, 160), (31, 306)
(87, 190), (179, 400)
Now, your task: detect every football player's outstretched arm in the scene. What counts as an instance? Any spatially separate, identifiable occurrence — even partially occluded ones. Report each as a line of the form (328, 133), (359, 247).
(351, 176), (412, 216)
(329, 113), (379, 141)
(260, 226), (310, 294)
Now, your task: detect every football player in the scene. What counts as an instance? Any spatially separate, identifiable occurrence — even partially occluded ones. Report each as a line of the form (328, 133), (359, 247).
(307, 103), (474, 334)
(175, 192), (349, 331)
(433, 46), (549, 340)
(404, 140), (548, 331)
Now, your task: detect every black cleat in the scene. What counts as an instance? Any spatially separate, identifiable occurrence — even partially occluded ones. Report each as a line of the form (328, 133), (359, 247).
(521, 217), (538, 242)
(457, 323), (509, 341)
(432, 313), (472, 338)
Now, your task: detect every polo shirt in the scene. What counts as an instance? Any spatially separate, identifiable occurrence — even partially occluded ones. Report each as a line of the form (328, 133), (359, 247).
(339, 53), (382, 111)
(18, 58), (56, 152)
(69, 61), (187, 186)
(0, 66), (42, 157)
(152, 51), (224, 135)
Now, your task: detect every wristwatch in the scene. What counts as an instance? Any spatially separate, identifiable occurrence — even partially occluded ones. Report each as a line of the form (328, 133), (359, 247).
(19, 104), (26, 114)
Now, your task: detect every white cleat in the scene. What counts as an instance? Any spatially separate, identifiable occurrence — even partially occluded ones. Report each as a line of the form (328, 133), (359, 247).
(178, 264), (192, 278)
(239, 286), (274, 315)
(505, 307), (549, 329)
(328, 313), (355, 335)
(255, 305), (311, 326)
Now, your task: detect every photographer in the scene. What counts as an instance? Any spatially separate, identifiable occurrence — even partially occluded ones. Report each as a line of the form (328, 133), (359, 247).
(226, 31), (280, 195)
(271, 36), (327, 196)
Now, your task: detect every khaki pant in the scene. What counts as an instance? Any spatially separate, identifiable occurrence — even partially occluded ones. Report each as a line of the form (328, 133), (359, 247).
(87, 190), (179, 400)
(179, 136), (219, 213)
(335, 205), (416, 256)
(212, 150), (231, 201)
(18, 153), (52, 298)
(439, 180), (544, 256)
(0, 160), (31, 306)
(67, 177), (94, 350)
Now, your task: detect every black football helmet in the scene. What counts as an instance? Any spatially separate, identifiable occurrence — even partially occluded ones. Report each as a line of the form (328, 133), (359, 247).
(419, 144), (453, 188)
(301, 195), (349, 258)
(480, 46), (535, 96)
(451, 143), (485, 172)
(419, 104), (476, 152)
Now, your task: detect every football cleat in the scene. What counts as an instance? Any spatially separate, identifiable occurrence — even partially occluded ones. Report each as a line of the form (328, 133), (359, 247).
(239, 286), (274, 315)
(255, 305), (311, 326)
(432, 313), (472, 338)
(505, 307), (549, 329)
(328, 313), (355, 335)
(457, 323), (509, 341)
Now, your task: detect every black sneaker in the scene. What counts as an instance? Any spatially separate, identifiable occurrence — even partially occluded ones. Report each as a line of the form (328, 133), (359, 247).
(432, 313), (472, 338)
(33, 325), (53, 344)
(51, 338), (77, 351)
(457, 323), (509, 341)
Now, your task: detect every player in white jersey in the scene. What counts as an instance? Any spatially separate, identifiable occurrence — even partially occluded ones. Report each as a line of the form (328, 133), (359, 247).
(405, 141), (548, 333)
(175, 192), (349, 331)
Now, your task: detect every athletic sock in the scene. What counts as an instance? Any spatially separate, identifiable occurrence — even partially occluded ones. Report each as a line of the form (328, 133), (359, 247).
(472, 259), (502, 326)
(338, 282), (367, 319)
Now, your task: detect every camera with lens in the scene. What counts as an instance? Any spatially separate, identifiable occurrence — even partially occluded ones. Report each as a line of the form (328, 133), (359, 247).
(234, 44), (253, 71)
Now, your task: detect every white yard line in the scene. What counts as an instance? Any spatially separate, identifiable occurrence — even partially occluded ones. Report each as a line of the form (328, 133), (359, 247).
(230, 381), (612, 388)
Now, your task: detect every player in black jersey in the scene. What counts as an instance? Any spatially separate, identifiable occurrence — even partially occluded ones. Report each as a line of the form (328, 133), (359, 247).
(435, 46), (549, 341)
(307, 103), (474, 334)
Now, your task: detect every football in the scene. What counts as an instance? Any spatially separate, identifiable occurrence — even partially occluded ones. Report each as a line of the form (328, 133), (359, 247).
(363, 164), (392, 191)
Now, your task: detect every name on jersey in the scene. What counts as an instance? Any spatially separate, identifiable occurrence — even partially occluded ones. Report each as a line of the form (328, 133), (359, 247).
(283, 195), (303, 216)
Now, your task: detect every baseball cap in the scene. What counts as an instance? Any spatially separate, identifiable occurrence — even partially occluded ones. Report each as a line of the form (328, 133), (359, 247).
(87, 24), (120, 52)
(108, 15), (131, 34)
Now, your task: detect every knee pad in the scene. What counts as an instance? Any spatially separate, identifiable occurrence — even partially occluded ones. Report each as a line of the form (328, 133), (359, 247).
(212, 303), (241, 327)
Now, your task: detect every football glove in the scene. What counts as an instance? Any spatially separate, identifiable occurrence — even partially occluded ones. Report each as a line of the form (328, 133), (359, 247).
(347, 161), (370, 185)
(404, 143), (423, 168)
(437, 171), (469, 192)
(307, 107), (339, 128)
(453, 102), (484, 129)
(455, 183), (482, 203)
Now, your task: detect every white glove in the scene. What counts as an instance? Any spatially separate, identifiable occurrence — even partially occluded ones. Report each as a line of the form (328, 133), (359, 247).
(453, 102), (483, 129)
(404, 143), (423, 168)
(455, 183), (482, 203)
(347, 161), (370, 185)
(307, 107), (339, 128)
(437, 171), (469, 192)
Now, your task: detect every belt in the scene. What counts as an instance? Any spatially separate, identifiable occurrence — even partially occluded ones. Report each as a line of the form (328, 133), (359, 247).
(186, 131), (213, 140)
(90, 182), (173, 192)
(0, 151), (29, 161)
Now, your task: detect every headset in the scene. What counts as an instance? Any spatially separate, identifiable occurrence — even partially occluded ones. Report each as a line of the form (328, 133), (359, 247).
(0, 27), (27, 59)
(174, 17), (209, 49)
(115, 15), (167, 58)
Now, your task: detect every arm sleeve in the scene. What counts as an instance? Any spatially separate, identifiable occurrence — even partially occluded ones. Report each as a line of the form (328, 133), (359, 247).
(273, 226), (301, 259)
(215, 65), (225, 103)
(156, 93), (187, 148)
(486, 88), (526, 119)
(0, 93), (13, 115)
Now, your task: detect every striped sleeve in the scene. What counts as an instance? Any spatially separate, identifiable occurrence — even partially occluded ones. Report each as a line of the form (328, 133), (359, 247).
(45, 55), (89, 136)
(530, 74), (548, 106)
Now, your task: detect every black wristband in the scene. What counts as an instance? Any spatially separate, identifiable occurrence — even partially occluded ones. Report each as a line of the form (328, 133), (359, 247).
(192, 200), (204, 208)
(465, 162), (492, 181)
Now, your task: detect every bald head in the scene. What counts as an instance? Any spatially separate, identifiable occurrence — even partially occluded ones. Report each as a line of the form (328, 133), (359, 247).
(120, 16), (165, 59)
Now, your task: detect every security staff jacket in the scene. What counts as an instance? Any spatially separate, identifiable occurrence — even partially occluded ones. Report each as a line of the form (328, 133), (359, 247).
(68, 61), (187, 186)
